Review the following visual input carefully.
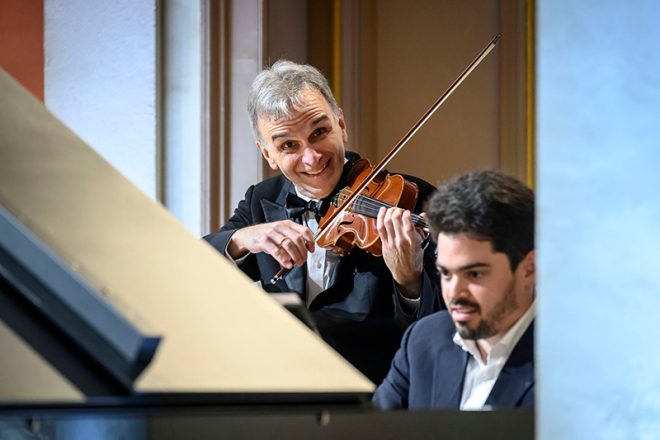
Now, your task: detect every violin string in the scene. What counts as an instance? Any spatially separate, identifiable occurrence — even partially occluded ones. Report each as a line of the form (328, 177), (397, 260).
(335, 189), (426, 225)
(334, 189), (428, 228)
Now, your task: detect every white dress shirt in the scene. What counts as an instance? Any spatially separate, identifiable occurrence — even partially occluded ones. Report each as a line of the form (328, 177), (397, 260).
(454, 300), (536, 410)
(299, 200), (339, 306)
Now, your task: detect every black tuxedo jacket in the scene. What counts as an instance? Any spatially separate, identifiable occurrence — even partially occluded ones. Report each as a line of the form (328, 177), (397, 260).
(203, 152), (441, 383)
(373, 311), (535, 410)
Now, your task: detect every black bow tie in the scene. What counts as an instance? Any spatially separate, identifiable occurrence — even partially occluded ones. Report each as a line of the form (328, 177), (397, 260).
(286, 192), (322, 222)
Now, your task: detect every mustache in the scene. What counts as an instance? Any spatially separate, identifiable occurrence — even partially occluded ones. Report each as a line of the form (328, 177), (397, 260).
(449, 298), (480, 311)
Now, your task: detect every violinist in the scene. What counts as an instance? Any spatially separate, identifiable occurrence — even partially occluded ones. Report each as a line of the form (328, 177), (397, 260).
(203, 60), (441, 383)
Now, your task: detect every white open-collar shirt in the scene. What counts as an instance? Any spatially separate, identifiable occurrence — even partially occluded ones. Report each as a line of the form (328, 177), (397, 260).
(453, 300), (536, 410)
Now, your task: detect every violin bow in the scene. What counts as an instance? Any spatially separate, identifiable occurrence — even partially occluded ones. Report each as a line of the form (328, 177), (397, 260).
(271, 34), (500, 284)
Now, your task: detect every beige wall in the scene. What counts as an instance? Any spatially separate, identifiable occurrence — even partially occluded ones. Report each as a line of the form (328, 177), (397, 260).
(343, 0), (531, 187)
(376, 0), (499, 185)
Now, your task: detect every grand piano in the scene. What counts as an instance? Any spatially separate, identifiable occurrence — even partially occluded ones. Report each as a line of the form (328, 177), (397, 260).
(0, 69), (532, 439)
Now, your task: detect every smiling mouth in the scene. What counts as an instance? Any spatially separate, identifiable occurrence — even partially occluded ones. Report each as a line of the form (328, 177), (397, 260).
(303, 162), (328, 176)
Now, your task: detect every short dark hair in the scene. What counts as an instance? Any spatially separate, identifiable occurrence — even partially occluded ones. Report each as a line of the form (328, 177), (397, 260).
(425, 170), (534, 270)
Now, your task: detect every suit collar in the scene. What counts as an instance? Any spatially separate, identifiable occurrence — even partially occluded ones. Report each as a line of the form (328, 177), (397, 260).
(282, 265), (306, 296)
(485, 321), (535, 408)
(260, 180), (309, 296)
(260, 179), (294, 223)
(432, 343), (469, 409)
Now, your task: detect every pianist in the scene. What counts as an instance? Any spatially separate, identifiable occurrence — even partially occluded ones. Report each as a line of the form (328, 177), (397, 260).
(374, 171), (535, 410)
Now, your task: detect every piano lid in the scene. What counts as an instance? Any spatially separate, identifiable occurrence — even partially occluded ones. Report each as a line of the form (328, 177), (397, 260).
(0, 69), (374, 403)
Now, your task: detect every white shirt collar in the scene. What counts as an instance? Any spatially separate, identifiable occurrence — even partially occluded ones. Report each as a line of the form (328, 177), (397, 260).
(294, 188), (317, 203)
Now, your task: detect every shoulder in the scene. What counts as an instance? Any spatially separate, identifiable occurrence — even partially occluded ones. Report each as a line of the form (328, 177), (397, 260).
(394, 173), (436, 211)
(248, 174), (291, 199)
(252, 173), (290, 191)
(396, 311), (461, 378)
(405, 311), (456, 351)
(401, 174), (435, 190)
(346, 150), (435, 194)
(402, 174), (436, 199)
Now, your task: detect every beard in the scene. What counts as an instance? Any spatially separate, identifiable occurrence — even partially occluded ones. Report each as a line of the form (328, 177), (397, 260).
(455, 313), (498, 340)
(453, 279), (519, 340)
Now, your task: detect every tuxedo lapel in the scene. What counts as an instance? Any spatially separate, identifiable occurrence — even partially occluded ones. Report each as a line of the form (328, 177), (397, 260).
(327, 250), (354, 287)
(486, 322), (535, 408)
(284, 264), (306, 296)
(308, 252), (354, 310)
(260, 181), (307, 296)
(260, 182), (291, 223)
(486, 364), (533, 409)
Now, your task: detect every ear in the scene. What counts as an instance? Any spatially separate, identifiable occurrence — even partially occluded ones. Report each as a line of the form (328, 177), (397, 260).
(257, 142), (278, 170)
(520, 250), (536, 289)
(337, 108), (348, 143)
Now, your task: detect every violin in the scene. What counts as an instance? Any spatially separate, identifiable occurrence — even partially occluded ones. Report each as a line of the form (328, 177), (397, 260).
(270, 35), (500, 284)
(316, 157), (427, 257)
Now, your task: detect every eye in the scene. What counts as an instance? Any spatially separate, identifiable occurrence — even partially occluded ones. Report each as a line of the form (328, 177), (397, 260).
(438, 267), (451, 280)
(467, 270), (484, 280)
(312, 127), (328, 138)
(280, 140), (298, 151)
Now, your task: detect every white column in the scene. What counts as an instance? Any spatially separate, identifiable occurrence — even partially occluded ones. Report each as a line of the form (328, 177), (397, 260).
(44, 0), (159, 199)
(537, 1), (660, 438)
(162, 0), (203, 235)
(228, 0), (264, 212)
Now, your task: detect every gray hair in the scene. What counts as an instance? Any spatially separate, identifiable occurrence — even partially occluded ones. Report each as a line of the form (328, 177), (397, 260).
(247, 60), (340, 142)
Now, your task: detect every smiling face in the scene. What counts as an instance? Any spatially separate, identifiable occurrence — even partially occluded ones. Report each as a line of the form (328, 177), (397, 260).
(436, 232), (535, 344)
(255, 88), (347, 199)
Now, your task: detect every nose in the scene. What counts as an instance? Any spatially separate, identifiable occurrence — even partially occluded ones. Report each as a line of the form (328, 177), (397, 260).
(443, 275), (467, 303)
(301, 145), (323, 166)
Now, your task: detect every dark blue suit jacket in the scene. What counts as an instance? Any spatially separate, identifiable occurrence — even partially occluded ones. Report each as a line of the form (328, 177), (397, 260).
(373, 311), (534, 410)
(203, 152), (442, 383)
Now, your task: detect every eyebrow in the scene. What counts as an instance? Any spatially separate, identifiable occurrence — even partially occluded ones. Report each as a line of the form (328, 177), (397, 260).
(271, 131), (290, 142)
(436, 262), (490, 272)
(270, 115), (330, 142)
